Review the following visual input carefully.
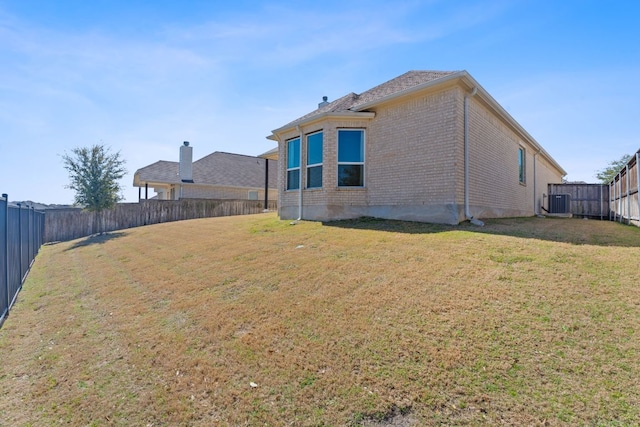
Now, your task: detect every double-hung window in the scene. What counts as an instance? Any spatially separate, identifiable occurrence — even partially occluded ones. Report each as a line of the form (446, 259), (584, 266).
(287, 137), (300, 190)
(518, 146), (526, 184)
(306, 131), (323, 188)
(337, 129), (365, 187)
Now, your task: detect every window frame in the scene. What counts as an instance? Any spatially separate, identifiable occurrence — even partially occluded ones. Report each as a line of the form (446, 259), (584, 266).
(518, 146), (526, 184)
(337, 128), (365, 188)
(286, 137), (301, 191)
(306, 130), (323, 189)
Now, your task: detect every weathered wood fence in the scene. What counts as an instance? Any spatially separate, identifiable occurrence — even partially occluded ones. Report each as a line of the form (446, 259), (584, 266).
(609, 151), (640, 227)
(547, 183), (609, 219)
(44, 199), (278, 243)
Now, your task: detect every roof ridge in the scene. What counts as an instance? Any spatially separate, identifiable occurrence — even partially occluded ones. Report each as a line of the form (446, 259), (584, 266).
(194, 151), (264, 163)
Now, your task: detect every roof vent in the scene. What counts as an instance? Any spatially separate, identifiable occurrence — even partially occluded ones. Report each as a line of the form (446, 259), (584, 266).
(318, 96), (329, 109)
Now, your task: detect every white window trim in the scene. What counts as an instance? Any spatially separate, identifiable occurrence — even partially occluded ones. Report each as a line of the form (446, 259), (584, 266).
(306, 130), (323, 189)
(518, 146), (526, 185)
(286, 137), (301, 191)
(337, 128), (366, 188)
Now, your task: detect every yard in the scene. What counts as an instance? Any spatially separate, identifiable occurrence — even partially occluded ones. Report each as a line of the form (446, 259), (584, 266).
(1, 213), (639, 426)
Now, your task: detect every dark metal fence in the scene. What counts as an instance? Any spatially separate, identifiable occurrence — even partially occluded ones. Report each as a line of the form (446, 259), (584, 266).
(1, 194), (45, 329)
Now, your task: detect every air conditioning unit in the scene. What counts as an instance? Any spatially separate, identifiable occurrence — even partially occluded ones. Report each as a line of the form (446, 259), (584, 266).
(549, 194), (570, 214)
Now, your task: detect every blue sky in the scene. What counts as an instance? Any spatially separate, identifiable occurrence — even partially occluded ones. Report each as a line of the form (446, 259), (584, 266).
(1, 0), (638, 204)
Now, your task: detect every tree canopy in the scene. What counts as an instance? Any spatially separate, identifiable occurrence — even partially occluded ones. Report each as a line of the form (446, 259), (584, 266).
(62, 144), (127, 212)
(595, 154), (632, 184)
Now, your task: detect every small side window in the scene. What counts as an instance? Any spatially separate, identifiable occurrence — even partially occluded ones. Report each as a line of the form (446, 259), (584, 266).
(518, 147), (526, 184)
(287, 137), (300, 190)
(306, 131), (323, 189)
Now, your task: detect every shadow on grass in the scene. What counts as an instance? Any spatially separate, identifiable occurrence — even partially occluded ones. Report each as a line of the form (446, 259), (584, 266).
(64, 231), (128, 251)
(322, 216), (640, 248)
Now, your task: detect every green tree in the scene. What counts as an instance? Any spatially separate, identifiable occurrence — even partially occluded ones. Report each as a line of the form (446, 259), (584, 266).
(62, 145), (127, 233)
(595, 154), (632, 183)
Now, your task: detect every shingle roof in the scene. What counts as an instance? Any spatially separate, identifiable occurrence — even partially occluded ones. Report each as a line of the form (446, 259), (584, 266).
(134, 152), (278, 189)
(193, 152), (278, 188)
(282, 70), (459, 128)
(135, 161), (180, 184)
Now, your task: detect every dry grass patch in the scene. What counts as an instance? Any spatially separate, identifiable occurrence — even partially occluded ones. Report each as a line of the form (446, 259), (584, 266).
(1, 213), (639, 426)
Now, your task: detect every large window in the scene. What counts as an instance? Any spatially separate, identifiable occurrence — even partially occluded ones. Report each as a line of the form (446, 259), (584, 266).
(287, 137), (300, 190)
(306, 131), (323, 188)
(518, 146), (526, 184)
(338, 129), (364, 187)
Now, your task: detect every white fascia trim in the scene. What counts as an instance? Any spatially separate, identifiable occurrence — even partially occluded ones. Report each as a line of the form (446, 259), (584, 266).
(350, 70), (565, 177)
(270, 111), (375, 138)
(461, 74), (567, 177)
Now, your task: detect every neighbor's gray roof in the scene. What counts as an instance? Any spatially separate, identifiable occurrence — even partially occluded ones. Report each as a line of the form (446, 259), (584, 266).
(134, 161), (179, 184)
(134, 152), (278, 188)
(282, 70), (459, 128)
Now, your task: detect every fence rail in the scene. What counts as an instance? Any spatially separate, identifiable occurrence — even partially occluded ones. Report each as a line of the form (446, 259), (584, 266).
(44, 199), (278, 243)
(609, 151), (640, 226)
(1, 194), (45, 328)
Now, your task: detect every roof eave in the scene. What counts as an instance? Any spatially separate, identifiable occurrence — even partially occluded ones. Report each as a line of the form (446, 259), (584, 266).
(258, 146), (279, 160)
(270, 111), (375, 139)
(457, 73), (567, 176)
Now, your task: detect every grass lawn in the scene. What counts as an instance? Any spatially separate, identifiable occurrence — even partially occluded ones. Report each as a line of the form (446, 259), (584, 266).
(1, 213), (639, 426)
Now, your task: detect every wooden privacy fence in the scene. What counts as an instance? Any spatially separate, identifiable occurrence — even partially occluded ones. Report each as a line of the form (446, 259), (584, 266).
(1, 194), (45, 328)
(44, 199), (278, 243)
(609, 151), (640, 227)
(547, 183), (609, 219)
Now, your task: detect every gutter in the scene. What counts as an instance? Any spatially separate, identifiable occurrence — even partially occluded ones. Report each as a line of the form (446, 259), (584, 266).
(464, 87), (484, 226)
(353, 70), (566, 177)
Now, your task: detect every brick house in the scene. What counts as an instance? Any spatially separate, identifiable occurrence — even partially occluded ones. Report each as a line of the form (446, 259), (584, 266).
(266, 70), (566, 225)
(133, 142), (278, 202)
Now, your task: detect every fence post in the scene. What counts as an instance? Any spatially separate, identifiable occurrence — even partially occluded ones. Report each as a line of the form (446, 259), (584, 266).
(637, 153), (640, 224)
(18, 203), (24, 283)
(626, 165), (631, 225)
(619, 173), (623, 223)
(2, 194), (9, 315)
(28, 206), (34, 268)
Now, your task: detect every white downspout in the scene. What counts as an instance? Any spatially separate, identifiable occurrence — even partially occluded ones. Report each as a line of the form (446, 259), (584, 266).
(464, 87), (484, 226)
(296, 125), (303, 220)
(533, 149), (540, 216)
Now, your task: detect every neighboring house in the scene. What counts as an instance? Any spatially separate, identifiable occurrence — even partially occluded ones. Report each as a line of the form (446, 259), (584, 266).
(133, 142), (278, 202)
(267, 70), (566, 225)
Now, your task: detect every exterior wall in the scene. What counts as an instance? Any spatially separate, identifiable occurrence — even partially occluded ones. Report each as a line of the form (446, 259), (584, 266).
(366, 87), (460, 222)
(276, 83), (564, 224)
(463, 93), (564, 219)
(278, 85), (463, 224)
(182, 184), (277, 201)
(147, 184), (277, 202)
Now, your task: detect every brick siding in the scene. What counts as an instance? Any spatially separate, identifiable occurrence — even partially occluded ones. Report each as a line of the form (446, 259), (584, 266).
(275, 83), (563, 224)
